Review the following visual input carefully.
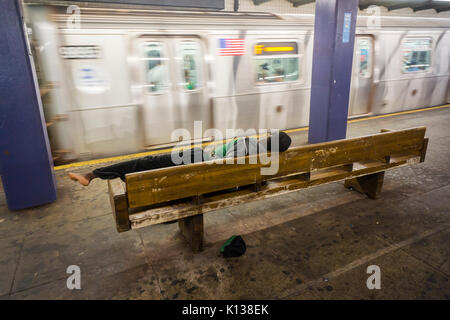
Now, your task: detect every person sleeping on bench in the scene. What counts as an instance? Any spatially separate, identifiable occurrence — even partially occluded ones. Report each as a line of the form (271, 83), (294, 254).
(68, 131), (292, 186)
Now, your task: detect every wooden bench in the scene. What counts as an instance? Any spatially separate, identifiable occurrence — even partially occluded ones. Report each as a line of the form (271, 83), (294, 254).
(108, 127), (428, 252)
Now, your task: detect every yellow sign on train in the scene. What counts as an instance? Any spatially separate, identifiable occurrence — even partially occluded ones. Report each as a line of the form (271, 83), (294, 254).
(254, 42), (298, 55)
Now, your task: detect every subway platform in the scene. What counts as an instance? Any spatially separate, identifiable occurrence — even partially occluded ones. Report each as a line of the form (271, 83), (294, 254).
(0, 106), (449, 300)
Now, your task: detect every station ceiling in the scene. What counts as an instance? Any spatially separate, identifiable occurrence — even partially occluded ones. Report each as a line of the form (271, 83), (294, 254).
(254, 0), (450, 12)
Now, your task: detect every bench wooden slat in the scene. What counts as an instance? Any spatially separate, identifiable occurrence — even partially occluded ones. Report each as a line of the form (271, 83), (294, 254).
(125, 127), (426, 209)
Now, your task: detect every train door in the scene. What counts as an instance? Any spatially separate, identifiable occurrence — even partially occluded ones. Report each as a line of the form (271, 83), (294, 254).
(135, 36), (208, 146)
(349, 36), (374, 116)
(61, 33), (140, 158)
(173, 38), (209, 137)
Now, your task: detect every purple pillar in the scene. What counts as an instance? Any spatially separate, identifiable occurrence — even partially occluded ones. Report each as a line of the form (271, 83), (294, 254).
(308, 0), (358, 143)
(0, 0), (57, 210)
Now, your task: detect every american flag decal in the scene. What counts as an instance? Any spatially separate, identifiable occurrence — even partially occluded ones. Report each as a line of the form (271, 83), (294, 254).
(218, 38), (245, 56)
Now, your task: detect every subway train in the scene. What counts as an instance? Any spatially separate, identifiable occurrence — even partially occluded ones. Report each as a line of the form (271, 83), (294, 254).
(25, 6), (450, 162)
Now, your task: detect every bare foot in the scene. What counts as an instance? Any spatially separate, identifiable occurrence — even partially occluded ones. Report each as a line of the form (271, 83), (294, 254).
(68, 172), (94, 186)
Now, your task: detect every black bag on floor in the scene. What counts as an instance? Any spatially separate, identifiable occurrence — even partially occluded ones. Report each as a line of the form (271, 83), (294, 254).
(220, 235), (246, 258)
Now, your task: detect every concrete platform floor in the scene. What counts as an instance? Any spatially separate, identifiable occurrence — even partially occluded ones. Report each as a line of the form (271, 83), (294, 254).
(0, 107), (449, 299)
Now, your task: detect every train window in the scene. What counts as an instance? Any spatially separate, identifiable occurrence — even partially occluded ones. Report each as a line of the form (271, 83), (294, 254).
(402, 38), (432, 73)
(254, 41), (300, 84)
(357, 38), (372, 78)
(144, 42), (169, 93)
(177, 41), (202, 90)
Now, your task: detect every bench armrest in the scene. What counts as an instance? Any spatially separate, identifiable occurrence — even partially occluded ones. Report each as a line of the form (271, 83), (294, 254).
(108, 178), (130, 232)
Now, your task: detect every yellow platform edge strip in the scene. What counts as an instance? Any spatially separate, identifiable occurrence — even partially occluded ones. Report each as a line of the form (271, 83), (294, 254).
(54, 103), (450, 171)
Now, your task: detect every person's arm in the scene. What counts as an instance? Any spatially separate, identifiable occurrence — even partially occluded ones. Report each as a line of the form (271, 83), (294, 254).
(205, 139), (237, 161)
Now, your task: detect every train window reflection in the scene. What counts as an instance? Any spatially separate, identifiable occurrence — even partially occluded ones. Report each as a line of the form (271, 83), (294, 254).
(145, 42), (168, 93)
(178, 41), (202, 90)
(402, 38), (432, 73)
(358, 38), (372, 78)
(255, 58), (299, 84)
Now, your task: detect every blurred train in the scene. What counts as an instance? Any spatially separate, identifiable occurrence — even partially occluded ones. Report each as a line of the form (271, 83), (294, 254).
(24, 5), (450, 162)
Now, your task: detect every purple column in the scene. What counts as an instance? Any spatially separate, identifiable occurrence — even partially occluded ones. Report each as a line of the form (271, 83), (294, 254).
(0, 0), (57, 210)
(308, 0), (358, 143)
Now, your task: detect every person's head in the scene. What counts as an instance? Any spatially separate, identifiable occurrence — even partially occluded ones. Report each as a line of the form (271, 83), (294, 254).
(261, 131), (291, 153)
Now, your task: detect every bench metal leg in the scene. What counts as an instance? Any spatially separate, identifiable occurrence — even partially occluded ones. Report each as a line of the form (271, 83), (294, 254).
(344, 172), (385, 199)
(178, 214), (204, 253)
